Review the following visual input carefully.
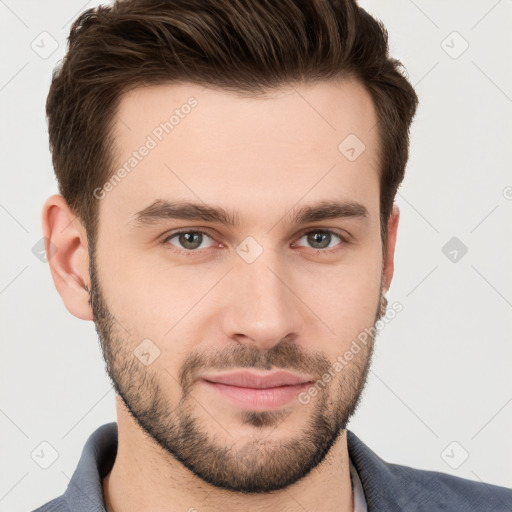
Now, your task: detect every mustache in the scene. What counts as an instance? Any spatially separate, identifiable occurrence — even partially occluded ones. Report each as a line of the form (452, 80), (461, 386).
(179, 340), (332, 391)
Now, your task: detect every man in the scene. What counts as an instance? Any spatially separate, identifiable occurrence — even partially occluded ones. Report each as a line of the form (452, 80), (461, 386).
(33, 0), (512, 511)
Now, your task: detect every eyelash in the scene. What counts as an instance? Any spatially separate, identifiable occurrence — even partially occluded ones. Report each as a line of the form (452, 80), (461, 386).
(161, 228), (349, 257)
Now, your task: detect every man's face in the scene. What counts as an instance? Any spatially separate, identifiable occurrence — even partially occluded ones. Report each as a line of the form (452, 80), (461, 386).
(89, 79), (389, 493)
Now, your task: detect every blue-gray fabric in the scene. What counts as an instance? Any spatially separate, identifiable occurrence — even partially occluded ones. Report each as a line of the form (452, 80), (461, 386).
(31, 422), (512, 511)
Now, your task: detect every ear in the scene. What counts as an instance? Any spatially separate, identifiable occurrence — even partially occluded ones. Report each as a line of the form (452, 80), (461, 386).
(42, 194), (93, 320)
(382, 203), (400, 294)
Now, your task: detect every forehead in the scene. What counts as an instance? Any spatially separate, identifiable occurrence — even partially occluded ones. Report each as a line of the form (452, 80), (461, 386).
(102, 79), (380, 229)
(114, 79), (378, 151)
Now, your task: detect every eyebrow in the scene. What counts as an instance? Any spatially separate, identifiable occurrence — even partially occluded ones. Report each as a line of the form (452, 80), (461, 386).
(132, 199), (369, 228)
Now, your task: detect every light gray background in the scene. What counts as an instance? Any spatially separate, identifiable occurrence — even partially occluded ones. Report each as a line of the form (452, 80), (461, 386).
(1, 1), (511, 511)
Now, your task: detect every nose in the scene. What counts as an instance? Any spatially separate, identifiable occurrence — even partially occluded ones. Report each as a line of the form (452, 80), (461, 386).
(221, 254), (305, 351)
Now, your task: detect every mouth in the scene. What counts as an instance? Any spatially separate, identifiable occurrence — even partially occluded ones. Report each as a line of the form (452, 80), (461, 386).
(199, 370), (314, 411)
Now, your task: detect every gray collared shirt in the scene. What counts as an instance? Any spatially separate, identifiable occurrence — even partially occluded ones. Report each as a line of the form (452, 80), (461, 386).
(30, 422), (512, 512)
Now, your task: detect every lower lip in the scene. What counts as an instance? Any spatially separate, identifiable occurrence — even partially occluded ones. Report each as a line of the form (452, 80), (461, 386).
(201, 380), (311, 411)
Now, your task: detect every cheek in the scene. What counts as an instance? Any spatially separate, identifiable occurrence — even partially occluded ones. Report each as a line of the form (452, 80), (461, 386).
(295, 247), (383, 340)
(94, 241), (176, 342)
(290, 221), (383, 301)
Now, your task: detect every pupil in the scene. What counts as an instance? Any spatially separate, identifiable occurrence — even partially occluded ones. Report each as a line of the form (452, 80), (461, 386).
(309, 232), (329, 249)
(181, 232), (201, 249)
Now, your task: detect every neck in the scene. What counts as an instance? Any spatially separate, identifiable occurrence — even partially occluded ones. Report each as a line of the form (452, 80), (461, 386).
(103, 408), (354, 512)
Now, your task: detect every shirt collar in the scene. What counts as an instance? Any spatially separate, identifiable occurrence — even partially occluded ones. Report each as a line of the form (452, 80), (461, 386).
(62, 423), (399, 512)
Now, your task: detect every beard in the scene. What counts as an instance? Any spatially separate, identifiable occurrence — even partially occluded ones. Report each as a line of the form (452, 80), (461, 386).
(88, 251), (386, 494)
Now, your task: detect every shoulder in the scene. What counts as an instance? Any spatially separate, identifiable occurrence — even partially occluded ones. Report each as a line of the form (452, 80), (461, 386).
(29, 495), (69, 512)
(385, 460), (512, 510)
(29, 422), (118, 512)
(347, 430), (512, 511)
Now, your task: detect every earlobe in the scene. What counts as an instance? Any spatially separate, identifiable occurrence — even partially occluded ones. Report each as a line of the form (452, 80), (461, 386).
(382, 203), (400, 294)
(42, 194), (93, 321)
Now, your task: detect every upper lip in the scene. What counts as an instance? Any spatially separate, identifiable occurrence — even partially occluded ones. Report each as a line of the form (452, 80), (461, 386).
(201, 370), (314, 389)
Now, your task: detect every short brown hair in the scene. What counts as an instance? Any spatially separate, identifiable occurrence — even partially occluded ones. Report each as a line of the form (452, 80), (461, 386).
(46, 0), (418, 252)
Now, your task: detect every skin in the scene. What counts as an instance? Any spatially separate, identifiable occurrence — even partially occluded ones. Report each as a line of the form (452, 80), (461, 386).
(43, 78), (399, 512)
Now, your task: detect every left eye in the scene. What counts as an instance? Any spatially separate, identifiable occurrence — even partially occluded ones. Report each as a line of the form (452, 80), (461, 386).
(163, 229), (346, 253)
(294, 230), (345, 250)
